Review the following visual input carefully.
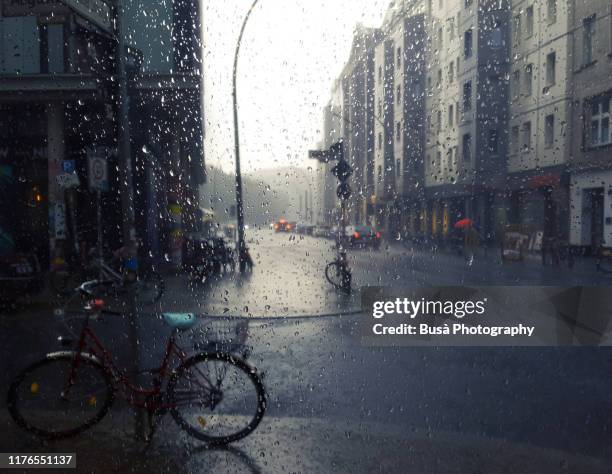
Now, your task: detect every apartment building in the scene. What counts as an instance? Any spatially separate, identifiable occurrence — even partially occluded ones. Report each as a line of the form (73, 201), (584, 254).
(425, 0), (510, 242)
(569, 1), (612, 252)
(389, 8), (427, 238)
(341, 25), (381, 226)
(506, 0), (573, 244)
(373, 34), (396, 231)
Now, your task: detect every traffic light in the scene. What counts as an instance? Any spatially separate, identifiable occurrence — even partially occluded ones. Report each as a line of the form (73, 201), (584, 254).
(329, 142), (352, 200)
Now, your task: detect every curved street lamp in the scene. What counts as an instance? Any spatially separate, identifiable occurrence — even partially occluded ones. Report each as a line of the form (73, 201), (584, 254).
(233, 0), (259, 272)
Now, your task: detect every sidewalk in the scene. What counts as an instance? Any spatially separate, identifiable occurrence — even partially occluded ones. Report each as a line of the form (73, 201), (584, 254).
(1, 412), (610, 473)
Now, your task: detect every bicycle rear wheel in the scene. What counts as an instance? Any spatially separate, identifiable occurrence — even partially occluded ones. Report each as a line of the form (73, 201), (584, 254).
(325, 261), (351, 292)
(7, 353), (114, 439)
(168, 352), (266, 446)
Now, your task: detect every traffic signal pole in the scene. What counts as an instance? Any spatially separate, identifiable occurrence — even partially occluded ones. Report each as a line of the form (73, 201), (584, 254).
(114, 0), (144, 440)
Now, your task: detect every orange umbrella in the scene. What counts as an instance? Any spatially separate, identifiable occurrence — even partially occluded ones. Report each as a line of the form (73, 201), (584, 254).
(454, 218), (474, 229)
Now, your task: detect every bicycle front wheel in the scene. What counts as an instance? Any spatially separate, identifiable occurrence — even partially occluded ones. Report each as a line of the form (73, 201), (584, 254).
(325, 261), (351, 292)
(7, 353), (114, 439)
(168, 352), (266, 446)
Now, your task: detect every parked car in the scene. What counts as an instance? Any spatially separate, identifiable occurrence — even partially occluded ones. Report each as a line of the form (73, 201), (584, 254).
(182, 232), (235, 280)
(312, 225), (331, 238)
(0, 252), (43, 304)
(274, 219), (294, 232)
(344, 225), (382, 249)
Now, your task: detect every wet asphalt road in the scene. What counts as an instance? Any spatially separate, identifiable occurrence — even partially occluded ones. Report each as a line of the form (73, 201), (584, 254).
(1, 230), (611, 472)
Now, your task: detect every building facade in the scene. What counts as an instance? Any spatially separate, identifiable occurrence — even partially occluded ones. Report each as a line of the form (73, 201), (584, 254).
(0, 0), (205, 268)
(507, 0), (573, 246)
(425, 0), (510, 244)
(568, 1), (612, 252)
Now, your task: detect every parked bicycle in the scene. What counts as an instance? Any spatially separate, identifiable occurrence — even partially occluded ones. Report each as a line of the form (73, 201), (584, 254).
(7, 280), (266, 445)
(596, 247), (612, 274)
(325, 247), (352, 293)
(50, 248), (163, 305)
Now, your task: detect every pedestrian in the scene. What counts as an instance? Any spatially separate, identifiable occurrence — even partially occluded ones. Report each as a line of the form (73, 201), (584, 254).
(464, 225), (479, 265)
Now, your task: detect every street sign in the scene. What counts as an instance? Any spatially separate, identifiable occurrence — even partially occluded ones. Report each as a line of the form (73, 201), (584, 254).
(337, 182), (352, 200)
(60, 0), (112, 33)
(88, 149), (108, 191)
(331, 159), (352, 182)
(62, 160), (76, 174)
(308, 150), (329, 161)
(56, 172), (80, 188)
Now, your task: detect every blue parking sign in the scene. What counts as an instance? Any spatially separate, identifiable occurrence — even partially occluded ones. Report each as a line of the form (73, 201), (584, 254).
(62, 160), (76, 174)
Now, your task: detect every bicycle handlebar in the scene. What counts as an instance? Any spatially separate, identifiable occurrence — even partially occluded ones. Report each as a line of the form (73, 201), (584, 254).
(77, 279), (115, 297)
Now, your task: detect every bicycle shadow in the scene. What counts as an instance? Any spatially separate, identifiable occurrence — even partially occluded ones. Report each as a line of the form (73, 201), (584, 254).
(180, 444), (263, 474)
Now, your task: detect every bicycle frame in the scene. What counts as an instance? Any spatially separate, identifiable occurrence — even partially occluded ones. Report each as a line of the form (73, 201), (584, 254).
(66, 312), (188, 411)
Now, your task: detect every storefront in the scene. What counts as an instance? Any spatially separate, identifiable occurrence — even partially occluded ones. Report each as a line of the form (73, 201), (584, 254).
(569, 170), (612, 251)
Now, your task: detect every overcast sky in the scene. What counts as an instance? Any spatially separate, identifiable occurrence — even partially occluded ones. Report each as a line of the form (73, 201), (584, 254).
(201, 0), (388, 174)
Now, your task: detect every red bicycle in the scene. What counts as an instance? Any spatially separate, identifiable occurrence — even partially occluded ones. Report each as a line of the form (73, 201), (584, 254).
(7, 281), (266, 446)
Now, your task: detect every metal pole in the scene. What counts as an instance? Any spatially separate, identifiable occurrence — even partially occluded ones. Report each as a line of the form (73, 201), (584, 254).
(115, 0), (137, 253)
(233, 0), (259, 272)
(114, 0), (143, 440)
(97, 189), (102, 277)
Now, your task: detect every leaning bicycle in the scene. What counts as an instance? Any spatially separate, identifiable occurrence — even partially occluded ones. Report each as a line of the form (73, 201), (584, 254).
(50, 248), (163, 305)
(7, 280), (266, 445)
(325, 248), (352, 293)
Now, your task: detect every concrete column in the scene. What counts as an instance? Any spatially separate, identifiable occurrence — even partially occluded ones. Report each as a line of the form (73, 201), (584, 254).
(47, 102), (65, 268)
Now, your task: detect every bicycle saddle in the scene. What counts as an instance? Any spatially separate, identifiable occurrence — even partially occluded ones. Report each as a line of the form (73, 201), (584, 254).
(162, 312), (197, 330)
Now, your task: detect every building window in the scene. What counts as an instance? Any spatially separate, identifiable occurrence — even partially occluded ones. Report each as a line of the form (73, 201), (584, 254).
(547, 0), (557, 24)
(512, 70), (520, 99)
(428, 76), (432, 89)
(456, 101), (460, 124)
(396, 121), (401, 141)
(463, 81), (472, 111)
(378, 132), (382, 150)
(397, 46), (402, 68)
(378, 101), (382, 120)
(524, 64), (533, 96)
(522, 121), (532, 151)
(462, 133), (472, 162)
(490, 20), (503, 49)
(513, 15), (521, 44)
(511, 126), (520, 154)
(464, 29), (473, 58)
(396, 84), (401, 105)
(449, 18), (455, 40)
(378, 66), (382, 84)
(449, 60), (454, 83)
(448, 104), (454, 127)
(396, 159), (401, 176)
(437, 110), (442, 133)
(437, 69), (442, 86)
(436, 151), (442, 169)
(488, 129), (498, 154)
(583, 15), (595, 66)
(377, 165), (382, 181)
(545, 52), (556, 86)
(525, 6), (534, 37)
(590, 96), (611, 147)
(465, 0), (473, 7)
(438, 27), (443, 49)
(544, 114), (555, 148)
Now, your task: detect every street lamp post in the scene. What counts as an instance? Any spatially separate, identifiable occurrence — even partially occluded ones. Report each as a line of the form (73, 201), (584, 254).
(233, 0), (259, 273)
